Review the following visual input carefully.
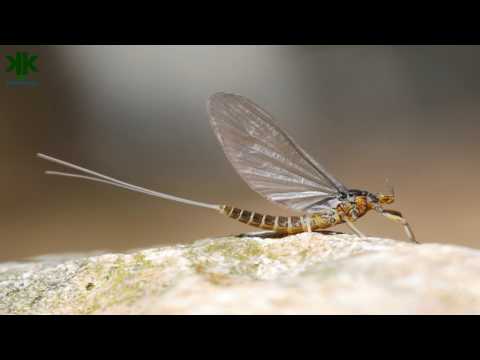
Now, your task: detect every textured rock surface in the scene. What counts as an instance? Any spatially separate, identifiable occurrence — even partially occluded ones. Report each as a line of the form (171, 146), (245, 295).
(1, 232), (480, 314)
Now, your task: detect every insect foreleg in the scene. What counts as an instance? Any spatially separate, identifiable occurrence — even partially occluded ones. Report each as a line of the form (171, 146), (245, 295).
(376, 208), (418, 244)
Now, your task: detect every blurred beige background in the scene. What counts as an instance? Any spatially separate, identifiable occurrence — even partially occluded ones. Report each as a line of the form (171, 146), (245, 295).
(1, 45), (479, 261)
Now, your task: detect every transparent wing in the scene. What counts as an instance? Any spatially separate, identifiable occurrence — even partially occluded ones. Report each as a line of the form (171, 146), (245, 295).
(207, 92), (348, 213)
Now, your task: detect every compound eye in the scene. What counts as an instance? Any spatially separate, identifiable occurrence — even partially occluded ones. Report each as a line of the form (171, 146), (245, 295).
(339, 193), (347, 200)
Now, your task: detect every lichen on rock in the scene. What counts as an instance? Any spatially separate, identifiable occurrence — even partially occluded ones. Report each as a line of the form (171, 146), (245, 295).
(1, 232), (480, 314)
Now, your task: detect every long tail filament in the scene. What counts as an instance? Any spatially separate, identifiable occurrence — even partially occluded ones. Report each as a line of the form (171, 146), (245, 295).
(37, 153), (220, 211)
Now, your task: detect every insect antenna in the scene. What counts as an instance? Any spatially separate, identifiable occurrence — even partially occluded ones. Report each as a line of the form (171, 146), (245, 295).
(385, 178), (395, 197)
(37, 153), (220, 211)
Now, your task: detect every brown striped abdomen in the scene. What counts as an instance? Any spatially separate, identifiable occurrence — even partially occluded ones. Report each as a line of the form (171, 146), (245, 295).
(219, 205), (337, 234)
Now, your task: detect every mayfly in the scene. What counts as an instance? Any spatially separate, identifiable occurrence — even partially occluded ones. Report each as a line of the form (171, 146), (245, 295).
(38, 93), (417, 243)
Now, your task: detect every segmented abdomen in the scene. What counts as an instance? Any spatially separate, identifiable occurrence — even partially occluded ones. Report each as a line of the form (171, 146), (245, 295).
(220, 205), (334, 234)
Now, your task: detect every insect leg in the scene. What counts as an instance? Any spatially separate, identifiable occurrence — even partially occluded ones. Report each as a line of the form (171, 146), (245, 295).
(306, 215), (312, 232)
(378, 209), (418, 244)
(343, 218), (366, 239)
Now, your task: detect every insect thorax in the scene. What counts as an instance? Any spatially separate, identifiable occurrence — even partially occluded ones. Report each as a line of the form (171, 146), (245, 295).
(336, 195), (369, 221)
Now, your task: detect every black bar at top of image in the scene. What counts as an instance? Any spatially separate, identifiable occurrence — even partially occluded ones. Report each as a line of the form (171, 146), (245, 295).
(0, 12), (479, 44)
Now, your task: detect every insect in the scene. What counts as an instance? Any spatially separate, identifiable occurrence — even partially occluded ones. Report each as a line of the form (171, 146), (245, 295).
(38, 92), (417, 243)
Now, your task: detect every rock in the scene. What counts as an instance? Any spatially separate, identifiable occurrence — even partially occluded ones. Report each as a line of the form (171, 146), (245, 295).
(1, 232), (480, 314)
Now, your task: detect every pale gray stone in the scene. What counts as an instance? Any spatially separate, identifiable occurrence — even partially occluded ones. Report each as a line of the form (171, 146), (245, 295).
(1, 232), (479, 314)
